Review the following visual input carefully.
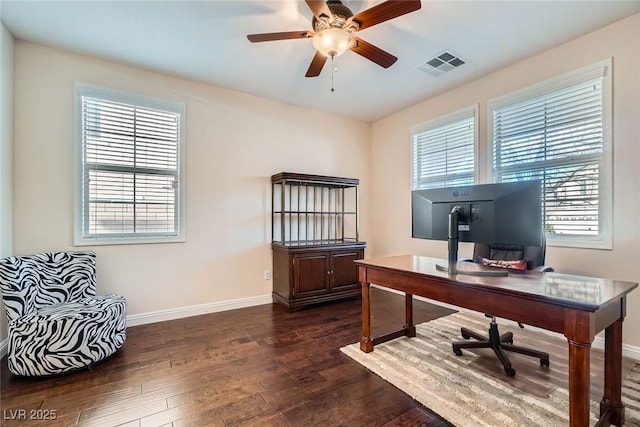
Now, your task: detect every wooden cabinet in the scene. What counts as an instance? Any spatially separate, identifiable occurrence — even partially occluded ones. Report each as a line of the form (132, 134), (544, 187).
(272, 244), (365, 311)
(271, 172), (366, 311)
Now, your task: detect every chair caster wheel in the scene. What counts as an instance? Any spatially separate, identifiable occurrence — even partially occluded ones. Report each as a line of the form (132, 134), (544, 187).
(461, 333), (470, 340)
(504, 339), (513, 345)
(453, 348), (463, 356)
(505, 368), (516, 377)
(540, 358), (550, 368)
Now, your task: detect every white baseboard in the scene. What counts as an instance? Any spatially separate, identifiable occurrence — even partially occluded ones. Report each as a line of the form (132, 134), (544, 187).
(125, 294), (273, 327)
(593, 335), (640, 361)
(372, 285), (640, 362)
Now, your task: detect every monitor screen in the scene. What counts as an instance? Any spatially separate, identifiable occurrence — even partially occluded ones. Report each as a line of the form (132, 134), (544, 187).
(411, 180), (542, 247)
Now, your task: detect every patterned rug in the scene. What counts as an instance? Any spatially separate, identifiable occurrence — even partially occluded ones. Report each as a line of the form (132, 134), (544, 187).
(341, 312), (640, 426)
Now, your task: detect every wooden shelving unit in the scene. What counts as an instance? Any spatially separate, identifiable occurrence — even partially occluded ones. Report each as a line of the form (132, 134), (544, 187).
(271, 172), (366, 311)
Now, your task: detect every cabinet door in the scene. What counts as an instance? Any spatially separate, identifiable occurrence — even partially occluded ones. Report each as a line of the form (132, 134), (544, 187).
(330, 250), (362, 291)
(293, 252), (330, 297)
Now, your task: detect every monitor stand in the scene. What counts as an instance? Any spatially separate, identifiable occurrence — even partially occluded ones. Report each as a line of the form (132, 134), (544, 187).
(435, 206), (508, 277)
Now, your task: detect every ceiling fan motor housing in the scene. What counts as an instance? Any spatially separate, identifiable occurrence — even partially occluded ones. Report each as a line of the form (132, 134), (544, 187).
(312, 0), (359, 33)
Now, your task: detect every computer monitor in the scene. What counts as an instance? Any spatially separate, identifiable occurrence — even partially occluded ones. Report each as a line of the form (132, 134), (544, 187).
(411, 180), (542, 275)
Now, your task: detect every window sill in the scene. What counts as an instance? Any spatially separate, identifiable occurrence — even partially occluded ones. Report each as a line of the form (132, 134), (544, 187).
(74, 236), (186, 246)
(546, 235), (612, 250)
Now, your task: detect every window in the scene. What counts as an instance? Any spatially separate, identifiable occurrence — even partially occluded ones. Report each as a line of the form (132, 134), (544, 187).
(489, 60), (612, 249)
(75, 84), (185, 245)
(411, 106), (477, 190)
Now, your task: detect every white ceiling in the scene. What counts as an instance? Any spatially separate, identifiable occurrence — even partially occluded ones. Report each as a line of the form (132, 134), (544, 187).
(2, 0), (639, 122)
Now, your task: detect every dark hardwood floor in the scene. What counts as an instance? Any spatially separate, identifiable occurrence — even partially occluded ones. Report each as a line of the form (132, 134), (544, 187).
(1, 289), (455, 427)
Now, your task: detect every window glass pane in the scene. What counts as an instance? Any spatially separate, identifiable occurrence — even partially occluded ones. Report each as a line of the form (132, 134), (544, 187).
(413, 114), (475, 190)
(498, 161), (599, 236)
(89, 203), (135, 235)
(493, 77), (603, 239)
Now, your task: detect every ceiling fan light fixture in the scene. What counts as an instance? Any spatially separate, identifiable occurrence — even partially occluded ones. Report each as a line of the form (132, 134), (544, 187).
(247, 0), (422, 77)
(312, 28), (353, 58)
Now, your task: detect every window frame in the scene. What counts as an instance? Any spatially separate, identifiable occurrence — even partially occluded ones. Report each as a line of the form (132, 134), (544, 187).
(74, 83), (186, 246)
(410, 105), (479, 191)
(487, 59), (613, 249)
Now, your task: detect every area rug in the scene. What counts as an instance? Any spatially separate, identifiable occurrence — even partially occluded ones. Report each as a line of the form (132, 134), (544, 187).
(341, 312), (640, 426)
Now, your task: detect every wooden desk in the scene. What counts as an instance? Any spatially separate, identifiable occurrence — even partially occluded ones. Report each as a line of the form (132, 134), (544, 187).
(356, 255), (638, 427)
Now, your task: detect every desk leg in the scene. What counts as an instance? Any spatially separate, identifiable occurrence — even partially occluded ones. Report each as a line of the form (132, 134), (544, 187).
(568, 339), (591, 427)
(599, 318), (625, 426)
(360, 281), (373, 353)
(405, 293), (416, 338)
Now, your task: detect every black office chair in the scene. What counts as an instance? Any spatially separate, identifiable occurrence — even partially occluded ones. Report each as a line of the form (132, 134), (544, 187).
(452, 236), (553, 377)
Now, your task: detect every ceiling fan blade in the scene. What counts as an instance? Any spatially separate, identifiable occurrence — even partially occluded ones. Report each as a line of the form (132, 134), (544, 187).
(305, 0), (333, 19)
(247, 31), (312, 42)
(352, 0), (421, 31)
(351, 36), (397, 68)
(305, 51), (328, 77)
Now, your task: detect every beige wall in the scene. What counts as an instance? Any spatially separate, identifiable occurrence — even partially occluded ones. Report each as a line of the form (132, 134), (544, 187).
(12, 41), (371, 318)
(0, 22), (14, 342)
(370, 14), (640, 347)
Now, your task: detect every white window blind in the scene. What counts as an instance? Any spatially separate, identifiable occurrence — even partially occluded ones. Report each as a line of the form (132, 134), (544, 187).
(490, 61), (611, 248)
(412, 108), (476, 190)
(75, 85), (185, 244)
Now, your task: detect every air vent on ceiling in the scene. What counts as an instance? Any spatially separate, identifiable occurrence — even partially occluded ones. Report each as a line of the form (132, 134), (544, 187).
(417, 51), (466, 76)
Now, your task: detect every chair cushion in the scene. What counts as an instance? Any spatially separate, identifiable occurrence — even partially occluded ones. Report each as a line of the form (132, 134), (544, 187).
(474, 256), (528, 270)
(6, 295), (126, 376)
(473, 241), (546, 270)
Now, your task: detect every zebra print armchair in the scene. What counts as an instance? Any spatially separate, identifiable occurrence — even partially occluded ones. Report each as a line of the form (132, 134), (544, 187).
(0, 251), (126, 376)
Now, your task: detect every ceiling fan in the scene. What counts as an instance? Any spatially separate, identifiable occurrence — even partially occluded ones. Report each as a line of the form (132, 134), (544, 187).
(247, 0), (421, 78)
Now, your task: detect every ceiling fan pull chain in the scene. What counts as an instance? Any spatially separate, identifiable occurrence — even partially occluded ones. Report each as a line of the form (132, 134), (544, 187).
(331, 54), (336, 92)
